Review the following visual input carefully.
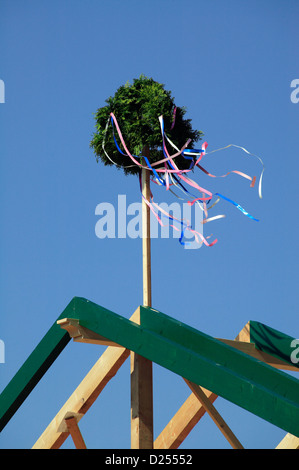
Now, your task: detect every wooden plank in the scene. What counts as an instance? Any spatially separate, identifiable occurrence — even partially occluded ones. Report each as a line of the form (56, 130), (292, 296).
(65, 416), (86, 449)
(184, 380), (244, 449)
(276, 433), (299, 449)
(154, 389), (218, 449)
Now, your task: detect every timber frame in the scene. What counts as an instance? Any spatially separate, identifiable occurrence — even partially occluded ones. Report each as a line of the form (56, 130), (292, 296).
(0, 297), (298, 449)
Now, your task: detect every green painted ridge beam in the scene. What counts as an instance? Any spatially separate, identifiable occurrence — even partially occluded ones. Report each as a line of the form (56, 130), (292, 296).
(249, 320), (299, 369)
(138, 306), (299, 403)
(0, 299), (76, 432)
(69, 298), (299, 437)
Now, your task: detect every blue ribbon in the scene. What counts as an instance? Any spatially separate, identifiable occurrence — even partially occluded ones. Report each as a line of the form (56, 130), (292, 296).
(143, 156), (165, 186)
(215, 193), (259, 221)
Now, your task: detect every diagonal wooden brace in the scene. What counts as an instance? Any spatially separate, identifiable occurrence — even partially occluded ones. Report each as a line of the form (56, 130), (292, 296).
(58, 413), (86, 449)
(184, 379), (244, 449)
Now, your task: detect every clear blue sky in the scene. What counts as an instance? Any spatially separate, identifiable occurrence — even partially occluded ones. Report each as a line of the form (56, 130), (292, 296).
(0, 0), (298, 449)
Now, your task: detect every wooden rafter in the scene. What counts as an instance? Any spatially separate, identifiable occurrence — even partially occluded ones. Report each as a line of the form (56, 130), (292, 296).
(276, 433), (299, 449)
(184, 380), (243, 449)
(154, 389), (218, 449)
(32, 343), (130, 449)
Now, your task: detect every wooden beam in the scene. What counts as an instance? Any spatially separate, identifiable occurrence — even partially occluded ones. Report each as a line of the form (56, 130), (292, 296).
(154, 325), (298, 450)
(154, 389), (218, 449)
(53, 301), (299, 438)
(130, 307), (153, 449)
(217, 338), (299, 372)
(56, 317), (298, 371)
(33, 346), (129, 448)
(65, 416), (86, 449)
(32, 309), (139, 449)
(57, 411), (84, 432)
(276, 433), (299, 449)
(184, 380), (244, 449)
(235, 321), (250, 343)
(33, 311), (298, 450)
(57, 318), (121, 347)
(154, 327), (253, 449)
(0, 305), (72, 433)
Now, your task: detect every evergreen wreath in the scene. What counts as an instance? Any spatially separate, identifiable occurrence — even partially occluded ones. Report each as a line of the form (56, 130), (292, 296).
(90, 75), (203, 176)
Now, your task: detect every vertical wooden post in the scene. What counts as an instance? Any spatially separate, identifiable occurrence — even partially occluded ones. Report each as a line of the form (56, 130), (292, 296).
(130, 146), (154, 449)
(141, 147), (152, 308)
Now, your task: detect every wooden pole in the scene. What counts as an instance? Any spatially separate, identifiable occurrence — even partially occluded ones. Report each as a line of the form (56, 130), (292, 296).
(141, 147), (152, 308)
(130, 146), (154, 449)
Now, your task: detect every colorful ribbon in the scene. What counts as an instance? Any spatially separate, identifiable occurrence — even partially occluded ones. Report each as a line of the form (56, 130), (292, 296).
(101, 112), (264, 247)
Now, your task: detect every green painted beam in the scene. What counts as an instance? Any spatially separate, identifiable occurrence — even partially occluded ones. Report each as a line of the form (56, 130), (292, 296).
(0, 297), (122, 432)
(1, 297), (299, 440)
(64, 298), (299, 437)
(138, 306), (299, 435)
(0, 300), (75, 432)
(249, 320), (299, 369)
